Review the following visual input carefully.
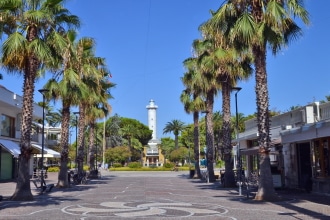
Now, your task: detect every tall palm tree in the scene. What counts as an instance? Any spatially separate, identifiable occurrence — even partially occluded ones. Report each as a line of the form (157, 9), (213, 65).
(163, 119), (185, 150)
(86, 101), (111, 172)
(0, 0), (79, 200)
(181, 53), (206, 179)
(209, 0), (309, 201)
(72, 36), (113, 174)
(201, 22), (253, 187)
(193, 38), (222, 182)
(44, 30), (92, 188)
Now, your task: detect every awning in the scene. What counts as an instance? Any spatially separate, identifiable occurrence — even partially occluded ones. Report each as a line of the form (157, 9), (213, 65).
(36, 147), (60, 158)
(240, 146), (280, 156)
(33, 144), (60, 158)
(240, 146), (259, 156)
(0, 139), (20, 158)
(31, 144), (48, 154)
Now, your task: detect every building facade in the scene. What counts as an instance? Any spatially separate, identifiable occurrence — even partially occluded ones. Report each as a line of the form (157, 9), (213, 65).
(0, 85), (60, 180)
(236, 101), (330, 193)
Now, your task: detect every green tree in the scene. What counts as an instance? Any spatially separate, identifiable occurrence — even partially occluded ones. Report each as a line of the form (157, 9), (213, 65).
(0, 0), (79, 200)
(169, 147), (189, 165)
(160, 137), (175, 165)
(231, 112), (245, 139)
(163, 119), (186, 150)
(105, 114), (122, 148)
(119, 117), (152, 146)
(105, 146), (131, 165)
(210, 0), (309, 201)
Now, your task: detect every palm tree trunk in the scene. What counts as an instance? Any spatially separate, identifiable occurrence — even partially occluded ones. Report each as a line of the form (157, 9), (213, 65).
(77, 105), (86, 174)
(11, 26), (39, 200)
(57, 103), (71, 188)
(174, 135), (179, 150)
(89, 122), (96, 171)
(11, 67), (36, 200)
(253, 44), (277, 201)
(222, 82), (236, 187)
(206, 91), (215, 182)
(193, 111), (201, 178)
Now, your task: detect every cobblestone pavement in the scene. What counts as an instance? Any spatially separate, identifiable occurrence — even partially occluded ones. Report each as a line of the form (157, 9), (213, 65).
(0, 170), (329, 219)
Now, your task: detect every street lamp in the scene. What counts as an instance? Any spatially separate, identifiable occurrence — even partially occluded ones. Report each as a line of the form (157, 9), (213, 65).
(232, 86), (242, 196)
(73, 112), (80, 169)
(38, 89), (49, 191)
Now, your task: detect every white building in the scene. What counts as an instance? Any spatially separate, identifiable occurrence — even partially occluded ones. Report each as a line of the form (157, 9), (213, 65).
(0, 85), (60, 180)
(235, 101), (330, 193)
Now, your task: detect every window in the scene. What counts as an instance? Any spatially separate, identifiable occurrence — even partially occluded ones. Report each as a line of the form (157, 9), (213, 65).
(313, 138), (330, 177)
(1, 114), (15, 138)
(47, 133), (58, 140)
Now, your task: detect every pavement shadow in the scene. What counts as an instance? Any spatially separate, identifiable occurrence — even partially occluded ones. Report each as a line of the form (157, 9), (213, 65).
(216, 184), (330, 219)
(0, 192), (80, 211)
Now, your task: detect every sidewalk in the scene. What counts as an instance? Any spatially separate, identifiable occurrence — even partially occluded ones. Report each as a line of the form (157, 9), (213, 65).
(1, 171), (329, 205)
(0, 172), (59, 198)
(0, 171), (329, 219)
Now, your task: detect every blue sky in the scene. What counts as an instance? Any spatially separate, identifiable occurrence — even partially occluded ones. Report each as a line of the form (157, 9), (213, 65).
(1, 0), (329, 140)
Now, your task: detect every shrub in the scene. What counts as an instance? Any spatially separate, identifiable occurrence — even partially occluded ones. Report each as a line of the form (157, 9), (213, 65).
(112, 163), (122, 168)
(128, 162), (142, 169)
(163, 162), (173, 168)
(47, 166), (60, 172)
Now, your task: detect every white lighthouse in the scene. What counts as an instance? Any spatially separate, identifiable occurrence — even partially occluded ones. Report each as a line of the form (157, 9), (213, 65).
(146, 99), (158, 140)
(145, 99), (161, 167)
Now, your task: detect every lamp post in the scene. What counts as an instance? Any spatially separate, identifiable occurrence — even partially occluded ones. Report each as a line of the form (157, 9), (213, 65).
(232, 87), (242, 195)
(38, 89), (49, 191)
(73, 112), (80, 169)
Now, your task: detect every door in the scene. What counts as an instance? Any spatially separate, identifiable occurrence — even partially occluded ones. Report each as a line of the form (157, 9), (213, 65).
(297, 142), (312, 191)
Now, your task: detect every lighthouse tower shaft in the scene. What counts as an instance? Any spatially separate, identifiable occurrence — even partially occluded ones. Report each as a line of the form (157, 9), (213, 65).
(146, 99), (158, 140)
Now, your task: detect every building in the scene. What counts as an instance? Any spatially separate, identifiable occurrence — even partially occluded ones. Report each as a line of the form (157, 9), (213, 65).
(143, 100), (164, 166)
(0, 85), (60, 180)
(236, 101), (330, 193)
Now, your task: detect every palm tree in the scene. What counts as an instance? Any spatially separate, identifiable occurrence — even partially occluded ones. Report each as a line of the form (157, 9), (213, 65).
(212, 111), (223, 161)
(209, 0), (309, 201)
(121, 124), (136, 161)
(44, 30), (93, 188)
(72, 36), (114, 174)
(0, 0), (79, 200)
(181, 53), (206, 179)
(163, 120), (185, 150)
(192, 38), (222, 182)
(231, 112), (245, 139)
(201, 22), (253, 186)
(105, 114), (123, 148)
(86, 102), (110, 172)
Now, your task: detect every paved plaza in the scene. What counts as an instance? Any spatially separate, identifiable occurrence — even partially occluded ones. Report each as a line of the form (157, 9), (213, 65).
(0, 170), (329, 219)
